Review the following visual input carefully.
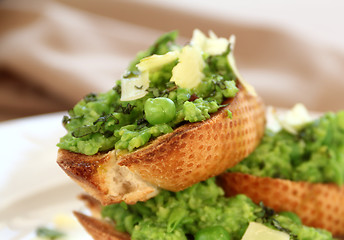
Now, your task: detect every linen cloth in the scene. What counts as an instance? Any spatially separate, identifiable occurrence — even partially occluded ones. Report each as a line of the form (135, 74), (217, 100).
(1, 0), (343, 121)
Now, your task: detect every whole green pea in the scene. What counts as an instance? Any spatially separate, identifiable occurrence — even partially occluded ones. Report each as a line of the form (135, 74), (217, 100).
(195, 226), (231, 240)
(144, 97), (176, 125)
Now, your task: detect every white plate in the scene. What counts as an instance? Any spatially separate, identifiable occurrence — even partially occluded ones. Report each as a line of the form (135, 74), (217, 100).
(0, 113), (92, 240)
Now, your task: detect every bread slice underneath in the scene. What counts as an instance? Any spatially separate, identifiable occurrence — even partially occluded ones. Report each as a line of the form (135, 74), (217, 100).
(218, 172), (344, 236)
(73, 194), (128, 240)
(57, 84), (265, 205)
(74, 211), (130, 240)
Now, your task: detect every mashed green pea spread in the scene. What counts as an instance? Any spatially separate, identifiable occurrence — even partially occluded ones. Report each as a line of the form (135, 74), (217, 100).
(57, 30), (239, 155)
(230, 110), (344, 185)
(101, 178), (333, 240)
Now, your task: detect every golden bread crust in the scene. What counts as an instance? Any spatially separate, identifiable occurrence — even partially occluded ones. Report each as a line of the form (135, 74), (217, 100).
(74, 211), (130, 240)
(57, 149), (159, 205)
(57, 84), (265, 205)
(57, 150), (111, 203)
(75, 194), (131, 239)
(78, 194), (103, 218)
(118, 84), (265, 190)
(218, 172), (344, 236)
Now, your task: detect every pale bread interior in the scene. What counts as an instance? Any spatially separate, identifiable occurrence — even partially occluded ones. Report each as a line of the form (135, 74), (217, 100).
(106, 151), (159, 203)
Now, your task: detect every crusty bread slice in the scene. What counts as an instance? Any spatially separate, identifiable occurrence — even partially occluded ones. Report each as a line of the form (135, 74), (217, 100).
(74, 211), (130, 240)
(57, 149), (160, 205)
(74, 194), (130, 240)
(218, 172), (344, 236)
(57, 84), (265, 205)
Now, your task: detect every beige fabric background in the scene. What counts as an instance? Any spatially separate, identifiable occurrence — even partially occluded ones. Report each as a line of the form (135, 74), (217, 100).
(0, 0), (343, 121)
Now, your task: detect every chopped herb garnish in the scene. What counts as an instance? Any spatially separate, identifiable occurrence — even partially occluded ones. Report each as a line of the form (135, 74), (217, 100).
(137, 117), (147, 125)
(113, 85), (121, 94)
(147, 87), (161, 98)
(62, 114), (83, 127)
(84, 93), (97, 103)
(103, 130), (114, 138)
(255, 202), (298, 240)
(71, 113), (118, 138)
(62, 115), (70, 126)
(136, 117), (148, 130)
(213, 78), (226, 90)
(112, 79), (123, 94)
(147, 85), (178, 99)
(114, 103), (136, 114)
(94, 113), (119, 125)
(72, 124), (100, 138)
(123, 103), (135, 114)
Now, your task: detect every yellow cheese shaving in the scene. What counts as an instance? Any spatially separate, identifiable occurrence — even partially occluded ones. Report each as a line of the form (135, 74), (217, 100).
(276, 103), (312, 134)
(191, 29), (229, 55)
(136, 50), (179, 72)
(192, 29), (256, 96)
(241, 222), (290, 240)
(120, 71), (149, 101)
(227, 35), (257, 96)
(170, 45), (204, 89)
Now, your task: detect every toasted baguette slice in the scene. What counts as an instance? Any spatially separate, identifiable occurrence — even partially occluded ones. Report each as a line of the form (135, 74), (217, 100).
(57, 84), (265, 205)
(73, 194), (130, 240)
(74, 211), (130, 240)
(74, 194), (129, 240)
(218, 172), (344, 236)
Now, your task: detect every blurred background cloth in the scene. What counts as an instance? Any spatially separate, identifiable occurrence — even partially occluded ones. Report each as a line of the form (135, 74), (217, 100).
(0, 0), (343, 121)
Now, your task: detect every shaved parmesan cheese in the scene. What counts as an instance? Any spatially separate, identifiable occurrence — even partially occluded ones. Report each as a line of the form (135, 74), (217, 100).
(266, 106), (282, 132)
(242, 222), (290, 240)
(191, 29), (257, 96)
(122, 50), (179, 102)
(190, 29), (207, 51)
(278, 103), (312, 134)
(120, 71), (149, 101)
(208, 30), (218, 39)
(137, 51), (179, 72)
(170, 45), (204, 89)
(191, 29), (229, 55)
(227, 35), (257, 96)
